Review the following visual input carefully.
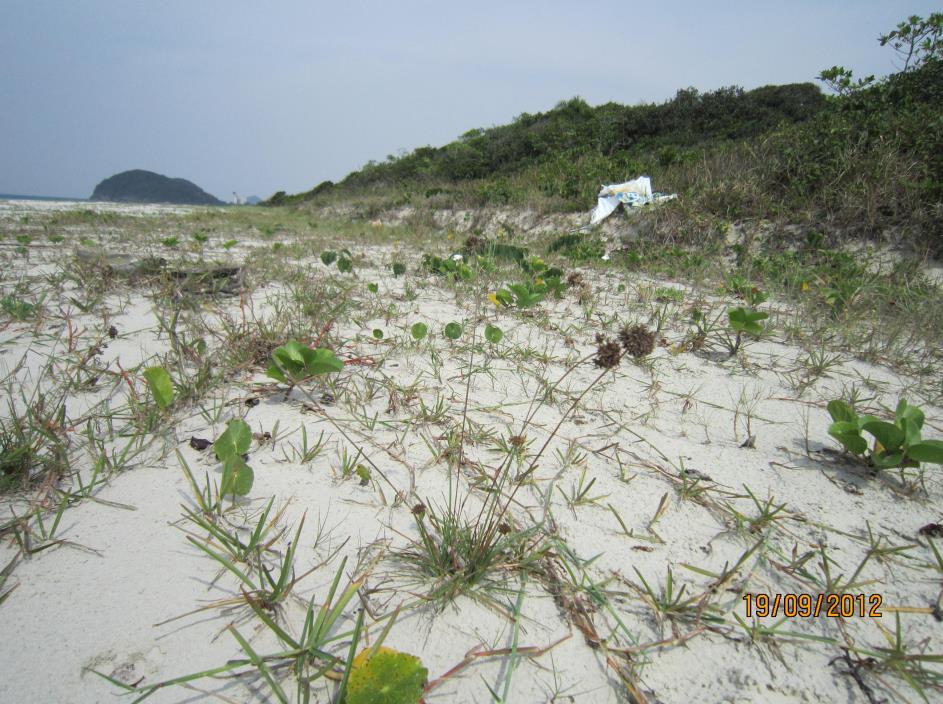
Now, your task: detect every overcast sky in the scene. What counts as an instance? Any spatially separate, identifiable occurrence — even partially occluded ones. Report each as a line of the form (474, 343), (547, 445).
(1, 1), (938, 200)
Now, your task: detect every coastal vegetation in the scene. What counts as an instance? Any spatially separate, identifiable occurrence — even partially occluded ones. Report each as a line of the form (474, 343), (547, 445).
(272, 14), (943, 253)
(1, 13), (942, 704)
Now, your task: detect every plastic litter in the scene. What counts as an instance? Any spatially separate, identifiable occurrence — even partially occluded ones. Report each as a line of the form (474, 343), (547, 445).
(589, 176), (677, 225)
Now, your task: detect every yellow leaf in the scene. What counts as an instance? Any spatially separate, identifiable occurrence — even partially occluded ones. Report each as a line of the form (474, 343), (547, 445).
(352, 645), (394, 669)
(487, 292), (502, 307)
(800, 281), (810, 292)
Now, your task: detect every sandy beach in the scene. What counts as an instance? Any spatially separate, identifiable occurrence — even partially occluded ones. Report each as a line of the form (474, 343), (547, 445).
(0, 199), (941, 703)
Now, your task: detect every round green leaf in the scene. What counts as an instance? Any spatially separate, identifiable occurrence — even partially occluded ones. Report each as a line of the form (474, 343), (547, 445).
(372, 328), (384, 340)
(484, 324), (503, 344)
(221, 455), (254, 496)
(444, 322), (462, 340)
(321, 251), (337, 266)
(143, 366), (174, 409)
(410, 322), (427, 340)
(368, 283), (379, 294)
(337, 257), (353, 273)
(347, 647), (427, 704)
(392, 262), (406, 277)
(214, 419), (252, 462)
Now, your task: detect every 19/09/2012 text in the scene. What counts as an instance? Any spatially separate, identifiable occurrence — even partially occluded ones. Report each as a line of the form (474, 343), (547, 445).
(742, 593), (883, 618)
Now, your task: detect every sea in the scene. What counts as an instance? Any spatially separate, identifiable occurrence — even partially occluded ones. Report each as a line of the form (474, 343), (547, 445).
(0, 193), (87, 202)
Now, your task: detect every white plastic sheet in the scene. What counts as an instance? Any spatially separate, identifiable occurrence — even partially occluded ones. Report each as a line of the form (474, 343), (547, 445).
(601, 176), (653, 201)
(590, 195), (620, 225)
(589, 175), (675, 225)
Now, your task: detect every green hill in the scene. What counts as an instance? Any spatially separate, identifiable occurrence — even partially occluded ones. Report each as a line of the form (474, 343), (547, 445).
(91, 169), (224, 206)
(272, 14), (942, 252)
(269, 82), (825, 207)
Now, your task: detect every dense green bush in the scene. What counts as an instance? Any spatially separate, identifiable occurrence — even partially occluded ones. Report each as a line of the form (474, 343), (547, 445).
(327, 85), (824, 196)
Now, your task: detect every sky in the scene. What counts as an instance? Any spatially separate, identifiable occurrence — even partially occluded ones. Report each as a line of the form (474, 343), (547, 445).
(0, 1), (939, 201)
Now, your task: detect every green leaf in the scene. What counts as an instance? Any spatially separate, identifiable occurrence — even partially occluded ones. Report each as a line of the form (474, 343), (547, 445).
(495, 289), (514, 307)
(728, 307), (768, 336)
(214, 419), (252, 462)
(444, 322), (462, 340)
(143, 366), (174, 409)
(346, 647), (427, 704)
(372, 329), (384, 340)
(410, 322), (427, 341)
(872, 451), (907, 470)
(300, 347), (344, 376)
(484, 324), (503, 344)
(906, 440), (943, 465)
(273, 339), (308, 366)
(900, 417), (923, 446)
(507, 282), (544, 308)
(861, 420), (905, 453)
(744, 287), (769, 306)
(392, 262), (406, 277)
(895, 399), (924, 432)
(268, 341), (307, 382)
(337, 257), (353, 274)
(321, 251), (337, 266)
(828, 421), (867, 455)
(221, 455), (254, 496)
(367, 283), (379, 294)
(827, 400), (857, 424)
(265, 362), (288, 384)
(268, 342), (343, 382)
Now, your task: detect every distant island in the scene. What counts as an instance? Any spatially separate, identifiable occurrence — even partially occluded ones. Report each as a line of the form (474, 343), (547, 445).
(90, 169), (223, 205)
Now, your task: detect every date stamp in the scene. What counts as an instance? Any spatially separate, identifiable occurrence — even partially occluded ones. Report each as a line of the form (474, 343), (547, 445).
(742, 593), (883, 618)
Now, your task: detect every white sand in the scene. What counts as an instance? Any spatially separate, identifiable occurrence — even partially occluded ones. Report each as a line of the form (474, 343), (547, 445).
(0, 201), (941, 703)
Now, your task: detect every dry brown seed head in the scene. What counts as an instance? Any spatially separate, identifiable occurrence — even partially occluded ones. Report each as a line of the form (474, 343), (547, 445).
(618, 324), (656, 358)
(593, 336), (622, 369)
